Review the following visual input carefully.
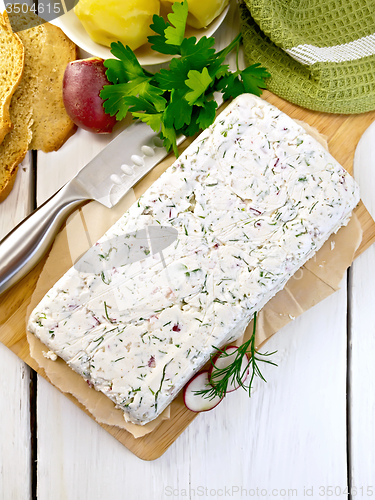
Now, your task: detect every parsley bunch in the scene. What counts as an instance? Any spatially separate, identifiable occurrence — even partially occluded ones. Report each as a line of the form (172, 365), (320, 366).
(100, 1), (270, 156)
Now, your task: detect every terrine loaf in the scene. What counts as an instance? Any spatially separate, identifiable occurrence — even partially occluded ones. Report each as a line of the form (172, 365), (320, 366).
(28, 94), (360, 425)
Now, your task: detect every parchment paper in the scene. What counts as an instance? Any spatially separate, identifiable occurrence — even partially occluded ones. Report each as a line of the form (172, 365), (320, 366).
(26, 123), (362, 438)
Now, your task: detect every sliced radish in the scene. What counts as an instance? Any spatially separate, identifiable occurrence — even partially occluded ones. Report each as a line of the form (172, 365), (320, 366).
(183, 371), (223, 412)
(209, 346), (250, 393)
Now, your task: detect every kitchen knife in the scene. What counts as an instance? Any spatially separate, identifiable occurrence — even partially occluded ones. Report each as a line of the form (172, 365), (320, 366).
(0, 121), (186, 295)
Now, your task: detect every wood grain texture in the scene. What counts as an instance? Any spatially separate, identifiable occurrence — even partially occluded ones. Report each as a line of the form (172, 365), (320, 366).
(188, 283), (349, 495)
(350, 247), (375, 490)
(36, 376), (190, 500)
(0, 5), (374, 497)
(36, 283), (348, 500)
(0, 156), (33, 237)
(0, 207), (364, 461)
(32, 79), (375, 459)
(0, 155), (33, 500)
(2, 99), (368, 459)
(349, 120), (375, 489)
(0, 344), (32, 500)
(0, 4), (372, 461)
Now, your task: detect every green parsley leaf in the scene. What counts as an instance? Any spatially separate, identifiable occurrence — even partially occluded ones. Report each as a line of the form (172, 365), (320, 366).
(148, 13), (180, 55)
(185, 67), (212, 106)
(218, 63), (270, 100)
(161, 119), (178, 157)
(217, 73), (245, 101)
(164, 0), (189, 46)
(101, 1), (270, 155)
(163, 89), (192, 130)
(104, 42), (152, 83)
(241, 64), (270, 96)
(100, 83), (132, 120)
(101, 78), (166, 120)
(183, 107), (201, 137)
(180, 36), (216, 63)
(132, 111), (163, 133)
(149, 13), (169, 38)
(154, 58), (189, 91)
(196, 100), (217, 129)
(121, 95), (158, 115)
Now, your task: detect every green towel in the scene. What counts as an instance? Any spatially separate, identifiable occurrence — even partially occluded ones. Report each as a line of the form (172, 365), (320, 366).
(239, 0), (375, 114)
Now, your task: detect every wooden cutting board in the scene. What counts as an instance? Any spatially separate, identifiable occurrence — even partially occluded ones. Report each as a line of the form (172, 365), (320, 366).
(1, 91), (375, 461)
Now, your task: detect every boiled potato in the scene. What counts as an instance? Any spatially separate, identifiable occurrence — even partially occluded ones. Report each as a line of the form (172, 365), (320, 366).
(74, 0), (160, 51)
(161, 0), (229, 29)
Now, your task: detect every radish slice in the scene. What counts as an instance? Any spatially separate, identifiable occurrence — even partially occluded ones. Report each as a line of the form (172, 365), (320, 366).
(183, 371), (223, 412)
(209, 346), (250, 393)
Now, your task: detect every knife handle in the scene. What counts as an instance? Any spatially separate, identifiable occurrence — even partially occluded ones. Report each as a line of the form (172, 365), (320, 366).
(0, 180), (89, 296)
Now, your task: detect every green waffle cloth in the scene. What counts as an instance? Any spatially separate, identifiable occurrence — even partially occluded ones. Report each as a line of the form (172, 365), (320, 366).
(239, 0), (375, 114)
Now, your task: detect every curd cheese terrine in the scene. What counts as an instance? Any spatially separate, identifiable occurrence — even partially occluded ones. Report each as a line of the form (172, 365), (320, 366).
(28, 94), (360, 425)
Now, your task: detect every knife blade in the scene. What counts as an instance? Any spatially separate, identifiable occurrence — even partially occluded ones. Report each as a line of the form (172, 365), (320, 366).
(0, 120), (185, 295)
(74, 120), (186, 209)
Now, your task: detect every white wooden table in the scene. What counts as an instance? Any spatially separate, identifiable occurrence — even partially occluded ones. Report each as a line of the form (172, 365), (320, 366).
(1, 3), (375, 499)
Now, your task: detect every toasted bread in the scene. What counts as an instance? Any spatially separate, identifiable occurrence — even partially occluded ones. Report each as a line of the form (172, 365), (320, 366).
(0, 14), (35, 202)
(0, 11), (77, 202)
(29, 20), (77, 151)
(9, 11), (78, 152)
(0, 12), (24, 145)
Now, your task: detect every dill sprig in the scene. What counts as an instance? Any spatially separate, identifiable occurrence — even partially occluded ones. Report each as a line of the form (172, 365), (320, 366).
(194, 312), (277, 400)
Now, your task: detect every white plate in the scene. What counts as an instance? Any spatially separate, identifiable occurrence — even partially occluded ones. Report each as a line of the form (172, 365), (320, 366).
(52, 6), (229, 65)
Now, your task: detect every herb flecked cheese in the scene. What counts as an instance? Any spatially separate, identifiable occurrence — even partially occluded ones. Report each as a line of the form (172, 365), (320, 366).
(28, 94), (360, 424)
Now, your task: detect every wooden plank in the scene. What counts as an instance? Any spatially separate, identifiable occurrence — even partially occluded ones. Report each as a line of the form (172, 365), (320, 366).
(1, 91), (371, 462)
(33, 3), (249, 479)
(0, 154), (33, 500)
(349, 120), (375, 489)
(0, 81), (371, 462)
(0, 0), (37, 491)
(0, 345), (32, 500)
(36, 282), (348, 499)
(36, 376), (190, 500)
(1, 81), (366, 460)
(36, 129), (183, 497)
(0, 0), (371, 481)
(350, 247), (375, 490)
(0, 157), (33, 237)
(188, 282), (348, 495)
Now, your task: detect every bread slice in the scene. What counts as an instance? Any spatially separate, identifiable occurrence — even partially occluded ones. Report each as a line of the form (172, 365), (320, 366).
(0, 11), (77, 202)
(0, 14), (36, 202)
(30, 21), (77, 151)
(9, 11), (78, 152)
(0, 12), (24, 145)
